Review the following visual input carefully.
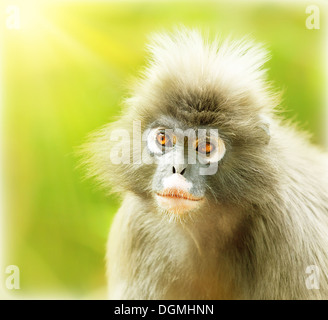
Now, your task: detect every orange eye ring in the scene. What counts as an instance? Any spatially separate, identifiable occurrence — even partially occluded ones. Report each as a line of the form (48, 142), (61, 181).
(156, 131), (175, 148)
(156, 132), (167, 146)
(196, 141), (215, 155)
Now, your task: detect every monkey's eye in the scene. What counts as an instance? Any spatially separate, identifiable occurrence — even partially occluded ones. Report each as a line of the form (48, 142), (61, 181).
(147, 128), (176, 154)
(196, 141), (215, 155)
(195, 137), (226, 163)
(156, 131), (174, 148)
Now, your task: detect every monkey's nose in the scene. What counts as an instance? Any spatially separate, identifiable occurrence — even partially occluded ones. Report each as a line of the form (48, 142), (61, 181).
(172, 166), (186, 175)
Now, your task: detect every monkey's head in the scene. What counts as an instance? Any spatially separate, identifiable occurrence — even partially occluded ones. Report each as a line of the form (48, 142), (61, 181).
(82, 28), (280, 217)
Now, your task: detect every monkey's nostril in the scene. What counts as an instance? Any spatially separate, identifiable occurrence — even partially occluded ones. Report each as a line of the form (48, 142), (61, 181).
(173, 166), (186, 175)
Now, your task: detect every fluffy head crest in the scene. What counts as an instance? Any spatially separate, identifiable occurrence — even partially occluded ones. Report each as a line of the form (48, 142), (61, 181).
(137, 28), (272, 113)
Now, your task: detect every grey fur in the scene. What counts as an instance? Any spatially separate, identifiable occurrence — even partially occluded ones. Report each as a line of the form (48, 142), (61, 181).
(81, 28), (328, 299)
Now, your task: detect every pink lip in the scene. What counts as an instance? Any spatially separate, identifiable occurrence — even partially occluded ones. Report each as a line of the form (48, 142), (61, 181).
(156, 189), (203, 201)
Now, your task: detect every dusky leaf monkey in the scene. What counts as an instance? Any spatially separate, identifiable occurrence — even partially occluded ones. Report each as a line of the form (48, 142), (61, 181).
(82, 28), (328, 299)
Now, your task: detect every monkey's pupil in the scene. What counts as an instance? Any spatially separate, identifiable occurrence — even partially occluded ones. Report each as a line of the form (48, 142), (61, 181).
(197, 142), (213, 154)
(206, 143), (212, 153)
(157, 133), (168, 146)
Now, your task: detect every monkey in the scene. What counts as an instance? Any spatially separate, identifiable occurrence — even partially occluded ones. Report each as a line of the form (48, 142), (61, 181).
(81, 28), (328, 299)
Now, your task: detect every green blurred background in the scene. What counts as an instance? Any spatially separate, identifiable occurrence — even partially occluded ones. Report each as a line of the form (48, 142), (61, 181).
(1, 0), (327, 299)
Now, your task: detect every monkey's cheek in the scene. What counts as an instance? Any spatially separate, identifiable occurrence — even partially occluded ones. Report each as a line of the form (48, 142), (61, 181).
(155, 195), (203, 214)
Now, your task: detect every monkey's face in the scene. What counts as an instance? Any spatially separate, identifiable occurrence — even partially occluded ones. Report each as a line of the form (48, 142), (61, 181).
(83, 30), (278, 214)
(146, 116), (226, 215)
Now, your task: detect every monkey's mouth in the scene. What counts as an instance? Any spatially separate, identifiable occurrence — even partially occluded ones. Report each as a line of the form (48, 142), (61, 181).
(156, 190), (203, 201)
(155, 189), (203, 214)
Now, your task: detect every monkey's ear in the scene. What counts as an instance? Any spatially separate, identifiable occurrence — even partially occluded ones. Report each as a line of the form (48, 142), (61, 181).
(258, 114), (271, 145)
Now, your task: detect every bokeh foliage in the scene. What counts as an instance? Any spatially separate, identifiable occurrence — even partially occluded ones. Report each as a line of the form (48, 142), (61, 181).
(1, 0), (326, 298)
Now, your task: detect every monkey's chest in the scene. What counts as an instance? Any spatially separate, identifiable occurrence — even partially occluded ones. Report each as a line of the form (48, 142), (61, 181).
(134, 229), (235, 299)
